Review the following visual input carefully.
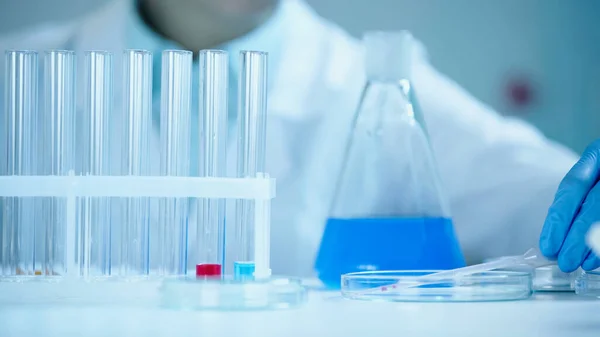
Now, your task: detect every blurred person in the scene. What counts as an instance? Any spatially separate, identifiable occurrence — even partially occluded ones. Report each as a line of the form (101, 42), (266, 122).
(0, 0), (591, 276)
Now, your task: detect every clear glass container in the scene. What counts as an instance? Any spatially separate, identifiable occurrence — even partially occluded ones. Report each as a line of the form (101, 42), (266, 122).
(157, 50), (192, 276)
(575, 270), (600, 298)
(159, 277), (307, 310)
(342, 270), (533, 302)
(232, 51), (268, 281)
(1, 50), (39, 276)
(40, 50), (76, 277)
(116, 49), (153, 276)
(484, 257), (580, 292)
(195, 50), (228, 279)
(533, 265), (580, 292)
(315, 30), (465, 289)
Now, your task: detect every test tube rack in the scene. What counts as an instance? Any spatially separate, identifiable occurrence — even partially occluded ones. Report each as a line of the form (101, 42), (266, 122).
(0, 171), (275, 279)
(0, 172), (308, 310)
(0, 48), (307, 310)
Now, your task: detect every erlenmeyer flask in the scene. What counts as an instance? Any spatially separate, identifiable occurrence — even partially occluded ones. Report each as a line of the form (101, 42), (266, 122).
(315, 31), (466, 288)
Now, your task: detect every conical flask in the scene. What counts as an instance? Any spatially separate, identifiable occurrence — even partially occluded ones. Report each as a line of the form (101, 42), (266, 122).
(315, 31), (466, 288)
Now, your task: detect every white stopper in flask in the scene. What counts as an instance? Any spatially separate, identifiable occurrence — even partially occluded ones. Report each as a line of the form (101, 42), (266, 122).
(363, 30), (414, 82)
(586, 222), (600, 256)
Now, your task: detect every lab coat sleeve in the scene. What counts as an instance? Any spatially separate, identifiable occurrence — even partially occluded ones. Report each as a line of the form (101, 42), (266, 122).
(413, 60), (578, 264)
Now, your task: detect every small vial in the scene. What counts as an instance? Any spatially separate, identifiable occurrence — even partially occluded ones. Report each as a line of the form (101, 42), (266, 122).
(195, 263), (222, 278)
(233, 261), (256, 281)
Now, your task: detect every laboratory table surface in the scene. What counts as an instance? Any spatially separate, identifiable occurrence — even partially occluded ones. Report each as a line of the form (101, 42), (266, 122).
(0, 283), (599, 337)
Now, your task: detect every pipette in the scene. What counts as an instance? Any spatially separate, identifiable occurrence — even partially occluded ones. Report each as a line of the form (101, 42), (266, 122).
(364, 247), (552, 294)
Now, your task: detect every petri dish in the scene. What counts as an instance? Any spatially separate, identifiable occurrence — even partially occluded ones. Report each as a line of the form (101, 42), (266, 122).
(574, 270), (600, 298)
(341, 270), (533, 302)
(160, 276), (307, 310)
(533, 265), (580, 292)
(0, 275), (308, 310)
(484, 257), (580, 292)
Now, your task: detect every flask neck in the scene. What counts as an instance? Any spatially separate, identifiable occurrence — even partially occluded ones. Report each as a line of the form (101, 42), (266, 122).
(366, 79), (412, 96)
(360, 79), (415, 121)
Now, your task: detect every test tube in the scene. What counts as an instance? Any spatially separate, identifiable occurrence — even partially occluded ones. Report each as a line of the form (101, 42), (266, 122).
(119, 50), (152, 276)
(78, 51), (113, 276)
(40, 50), (76, 276)
(158, 50), (192, 275)
(196, 50), (228, 278)
(1, 51), (38, 276)
(233, 51), (268, 280)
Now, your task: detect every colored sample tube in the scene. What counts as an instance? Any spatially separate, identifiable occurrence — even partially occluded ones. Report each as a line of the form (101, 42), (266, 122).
(233, 51), (268, 280)
(158, 50), (192, 275)
(196, 50), (228, 278)
(119, 50), (152, 276)
(78, 51), (113, 277)
(196, 263), (222, 278)
(40, 50), (76, 276)
(1, 51), (39, 276)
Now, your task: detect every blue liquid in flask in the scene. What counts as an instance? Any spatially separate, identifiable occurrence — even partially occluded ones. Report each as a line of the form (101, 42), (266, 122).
(315, 217), (466, 289)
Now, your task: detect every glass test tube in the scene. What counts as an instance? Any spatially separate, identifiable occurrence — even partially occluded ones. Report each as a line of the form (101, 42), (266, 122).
(119, 50), (152, 276)
(78, 51), (113, 277)
(158, 50), (192, 275)
(40, 50), (76, 276)
(1, 51), (38, 276)
(233, 51), (268, 280)
(196, 50), (228, 278)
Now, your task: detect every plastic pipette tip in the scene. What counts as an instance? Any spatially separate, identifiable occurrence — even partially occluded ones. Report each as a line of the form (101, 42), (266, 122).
(196, 264), (222, 279)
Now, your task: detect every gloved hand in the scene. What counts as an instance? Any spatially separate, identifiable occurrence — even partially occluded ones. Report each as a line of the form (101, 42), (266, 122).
(540, 139), (600, 273)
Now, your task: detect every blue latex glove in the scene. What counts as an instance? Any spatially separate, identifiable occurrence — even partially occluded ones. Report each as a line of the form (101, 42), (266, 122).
(540, 139), (600, 273)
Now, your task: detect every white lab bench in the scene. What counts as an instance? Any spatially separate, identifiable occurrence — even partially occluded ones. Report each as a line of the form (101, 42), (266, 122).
(0, 283), (598, 337)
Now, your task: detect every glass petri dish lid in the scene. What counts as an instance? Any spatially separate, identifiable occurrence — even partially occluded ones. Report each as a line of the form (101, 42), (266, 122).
(574, 270), (600, 298)
(342, 270), (533, 302)
(160, 276), (307, 310)
(484, 257), (579, 292)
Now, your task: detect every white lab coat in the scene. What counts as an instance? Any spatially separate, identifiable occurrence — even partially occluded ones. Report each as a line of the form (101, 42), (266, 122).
(0, 0), (577, 276)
